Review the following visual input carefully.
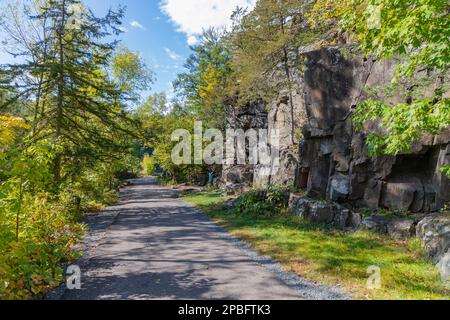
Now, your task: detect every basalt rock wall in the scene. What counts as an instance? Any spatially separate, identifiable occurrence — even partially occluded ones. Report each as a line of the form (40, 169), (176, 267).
(223, 46), (450, 212)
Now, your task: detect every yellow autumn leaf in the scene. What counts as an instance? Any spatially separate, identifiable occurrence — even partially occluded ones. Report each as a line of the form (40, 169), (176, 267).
(0, 115), (30, 147)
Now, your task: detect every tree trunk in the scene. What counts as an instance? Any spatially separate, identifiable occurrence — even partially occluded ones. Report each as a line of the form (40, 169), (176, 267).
(54, 0), (66, 185)
(15, 178), (23, 242)
(32, 74), (44, 136)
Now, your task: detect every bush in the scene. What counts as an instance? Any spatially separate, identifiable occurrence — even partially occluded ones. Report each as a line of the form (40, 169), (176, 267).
(235, 186), (289, 216)
(141, 154), (156, 176)
(0, 193), (85, 299)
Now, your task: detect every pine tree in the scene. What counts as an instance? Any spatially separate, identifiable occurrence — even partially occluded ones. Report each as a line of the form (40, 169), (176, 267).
(1, 0), (135, 185)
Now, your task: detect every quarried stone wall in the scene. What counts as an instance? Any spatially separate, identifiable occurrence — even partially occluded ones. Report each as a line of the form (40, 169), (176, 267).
(299, 47), (450, 212)
(223, 46), (450, 213)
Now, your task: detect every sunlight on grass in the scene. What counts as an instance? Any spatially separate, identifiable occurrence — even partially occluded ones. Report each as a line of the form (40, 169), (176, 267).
(183, 191), (450, 300)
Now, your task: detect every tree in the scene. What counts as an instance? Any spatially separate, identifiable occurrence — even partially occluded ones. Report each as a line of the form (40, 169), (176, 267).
(112, 46), (154, 104)
(227, 0), (318, 144)
(0, 0), (136, 185)
(0, 0), (51, 123)
(308, 0), (450, 175)
(342, 1), (449, 174)
(174, 29), (232, 130)
(0, 116), (29, 150)
(134, 92), (212, 183)
(0, 1), (150, 298)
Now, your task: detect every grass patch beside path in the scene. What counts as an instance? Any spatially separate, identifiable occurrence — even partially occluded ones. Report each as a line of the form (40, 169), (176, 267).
(182, 191), (450, 300)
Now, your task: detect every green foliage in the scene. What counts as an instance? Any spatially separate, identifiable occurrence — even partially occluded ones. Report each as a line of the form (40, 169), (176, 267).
(112, 46), (154, 103)
(174, 29), (231, 130)
(341, 0), (450, 81)
(354, 98), (450, 156)
(235, 186), (289, 216)
(227, 0), (317, 105)
(0, 1), (144, 299)
(442, 165), (450, 177)
(0, 190), (85, 299)
(337, 1), (450, 176)
(135, 92), (219, 184)
(141, 154), (156, 177)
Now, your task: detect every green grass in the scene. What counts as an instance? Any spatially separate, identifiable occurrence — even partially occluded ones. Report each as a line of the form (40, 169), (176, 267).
(182, 191), (450, 300)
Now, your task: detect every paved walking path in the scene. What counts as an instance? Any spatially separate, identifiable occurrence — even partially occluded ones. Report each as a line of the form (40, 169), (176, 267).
(61, 177), (347, 300)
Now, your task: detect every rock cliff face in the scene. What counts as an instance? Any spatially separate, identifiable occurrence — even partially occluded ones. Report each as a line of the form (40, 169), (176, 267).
(221, 100), (268, 193)
(223, 46), (450, 213)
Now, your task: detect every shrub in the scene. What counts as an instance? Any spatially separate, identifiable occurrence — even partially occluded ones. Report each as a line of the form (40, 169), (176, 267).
(235, 186), (289, 216)
(141, 154), (156, 176)
(0, 193), (84, 299)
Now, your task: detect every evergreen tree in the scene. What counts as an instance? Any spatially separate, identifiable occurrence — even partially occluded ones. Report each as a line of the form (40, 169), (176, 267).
(174, 29), (232, 130)
(1, 0), (135, 185)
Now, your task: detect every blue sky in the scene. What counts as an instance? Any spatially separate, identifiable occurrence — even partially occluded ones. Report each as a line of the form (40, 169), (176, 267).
(84, 0), (188, 99)
(0, 0), (256, 101)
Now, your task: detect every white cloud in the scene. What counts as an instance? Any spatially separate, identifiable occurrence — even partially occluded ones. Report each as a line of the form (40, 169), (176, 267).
(164, 48), (181, 61)
(187, 35), (198, 46)
(160, 0), (256, 44)
(130, 20), (146, 30)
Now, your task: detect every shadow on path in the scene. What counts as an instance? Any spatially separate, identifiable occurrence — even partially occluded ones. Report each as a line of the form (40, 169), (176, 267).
(61, 177), (347, 300)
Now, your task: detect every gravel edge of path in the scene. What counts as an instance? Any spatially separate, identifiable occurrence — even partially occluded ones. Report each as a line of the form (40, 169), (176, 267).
(44, 207), (121, 300)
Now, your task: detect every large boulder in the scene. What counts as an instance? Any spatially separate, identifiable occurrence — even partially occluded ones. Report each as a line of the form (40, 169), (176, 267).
(328, 174), (350, 202)
(289, 194), (336, 224)
(289, 194), (364, 229)
(416, 212), (450, 264)
(288, 194), (314, 218)
(333, 209), (350, 228)
(380, 178), (431, 212)
(308, 203), (336, 224)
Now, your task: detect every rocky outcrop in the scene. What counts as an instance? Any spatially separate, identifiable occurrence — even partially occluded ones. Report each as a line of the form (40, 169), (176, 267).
(298, 47), (450, 212)
(289, 192), (422, 240)
(224, 46), (450, 213)
(288, 193), (361, 229)
(221, 100), (268, 192)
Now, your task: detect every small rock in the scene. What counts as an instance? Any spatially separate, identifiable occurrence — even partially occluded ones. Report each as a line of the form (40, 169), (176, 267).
(349, 212), (363, 228)
(360, 215), (388, 234)
(334, 209), (350, 228)
(225, 183), (246, 195)
(224, 197), (239, 208)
